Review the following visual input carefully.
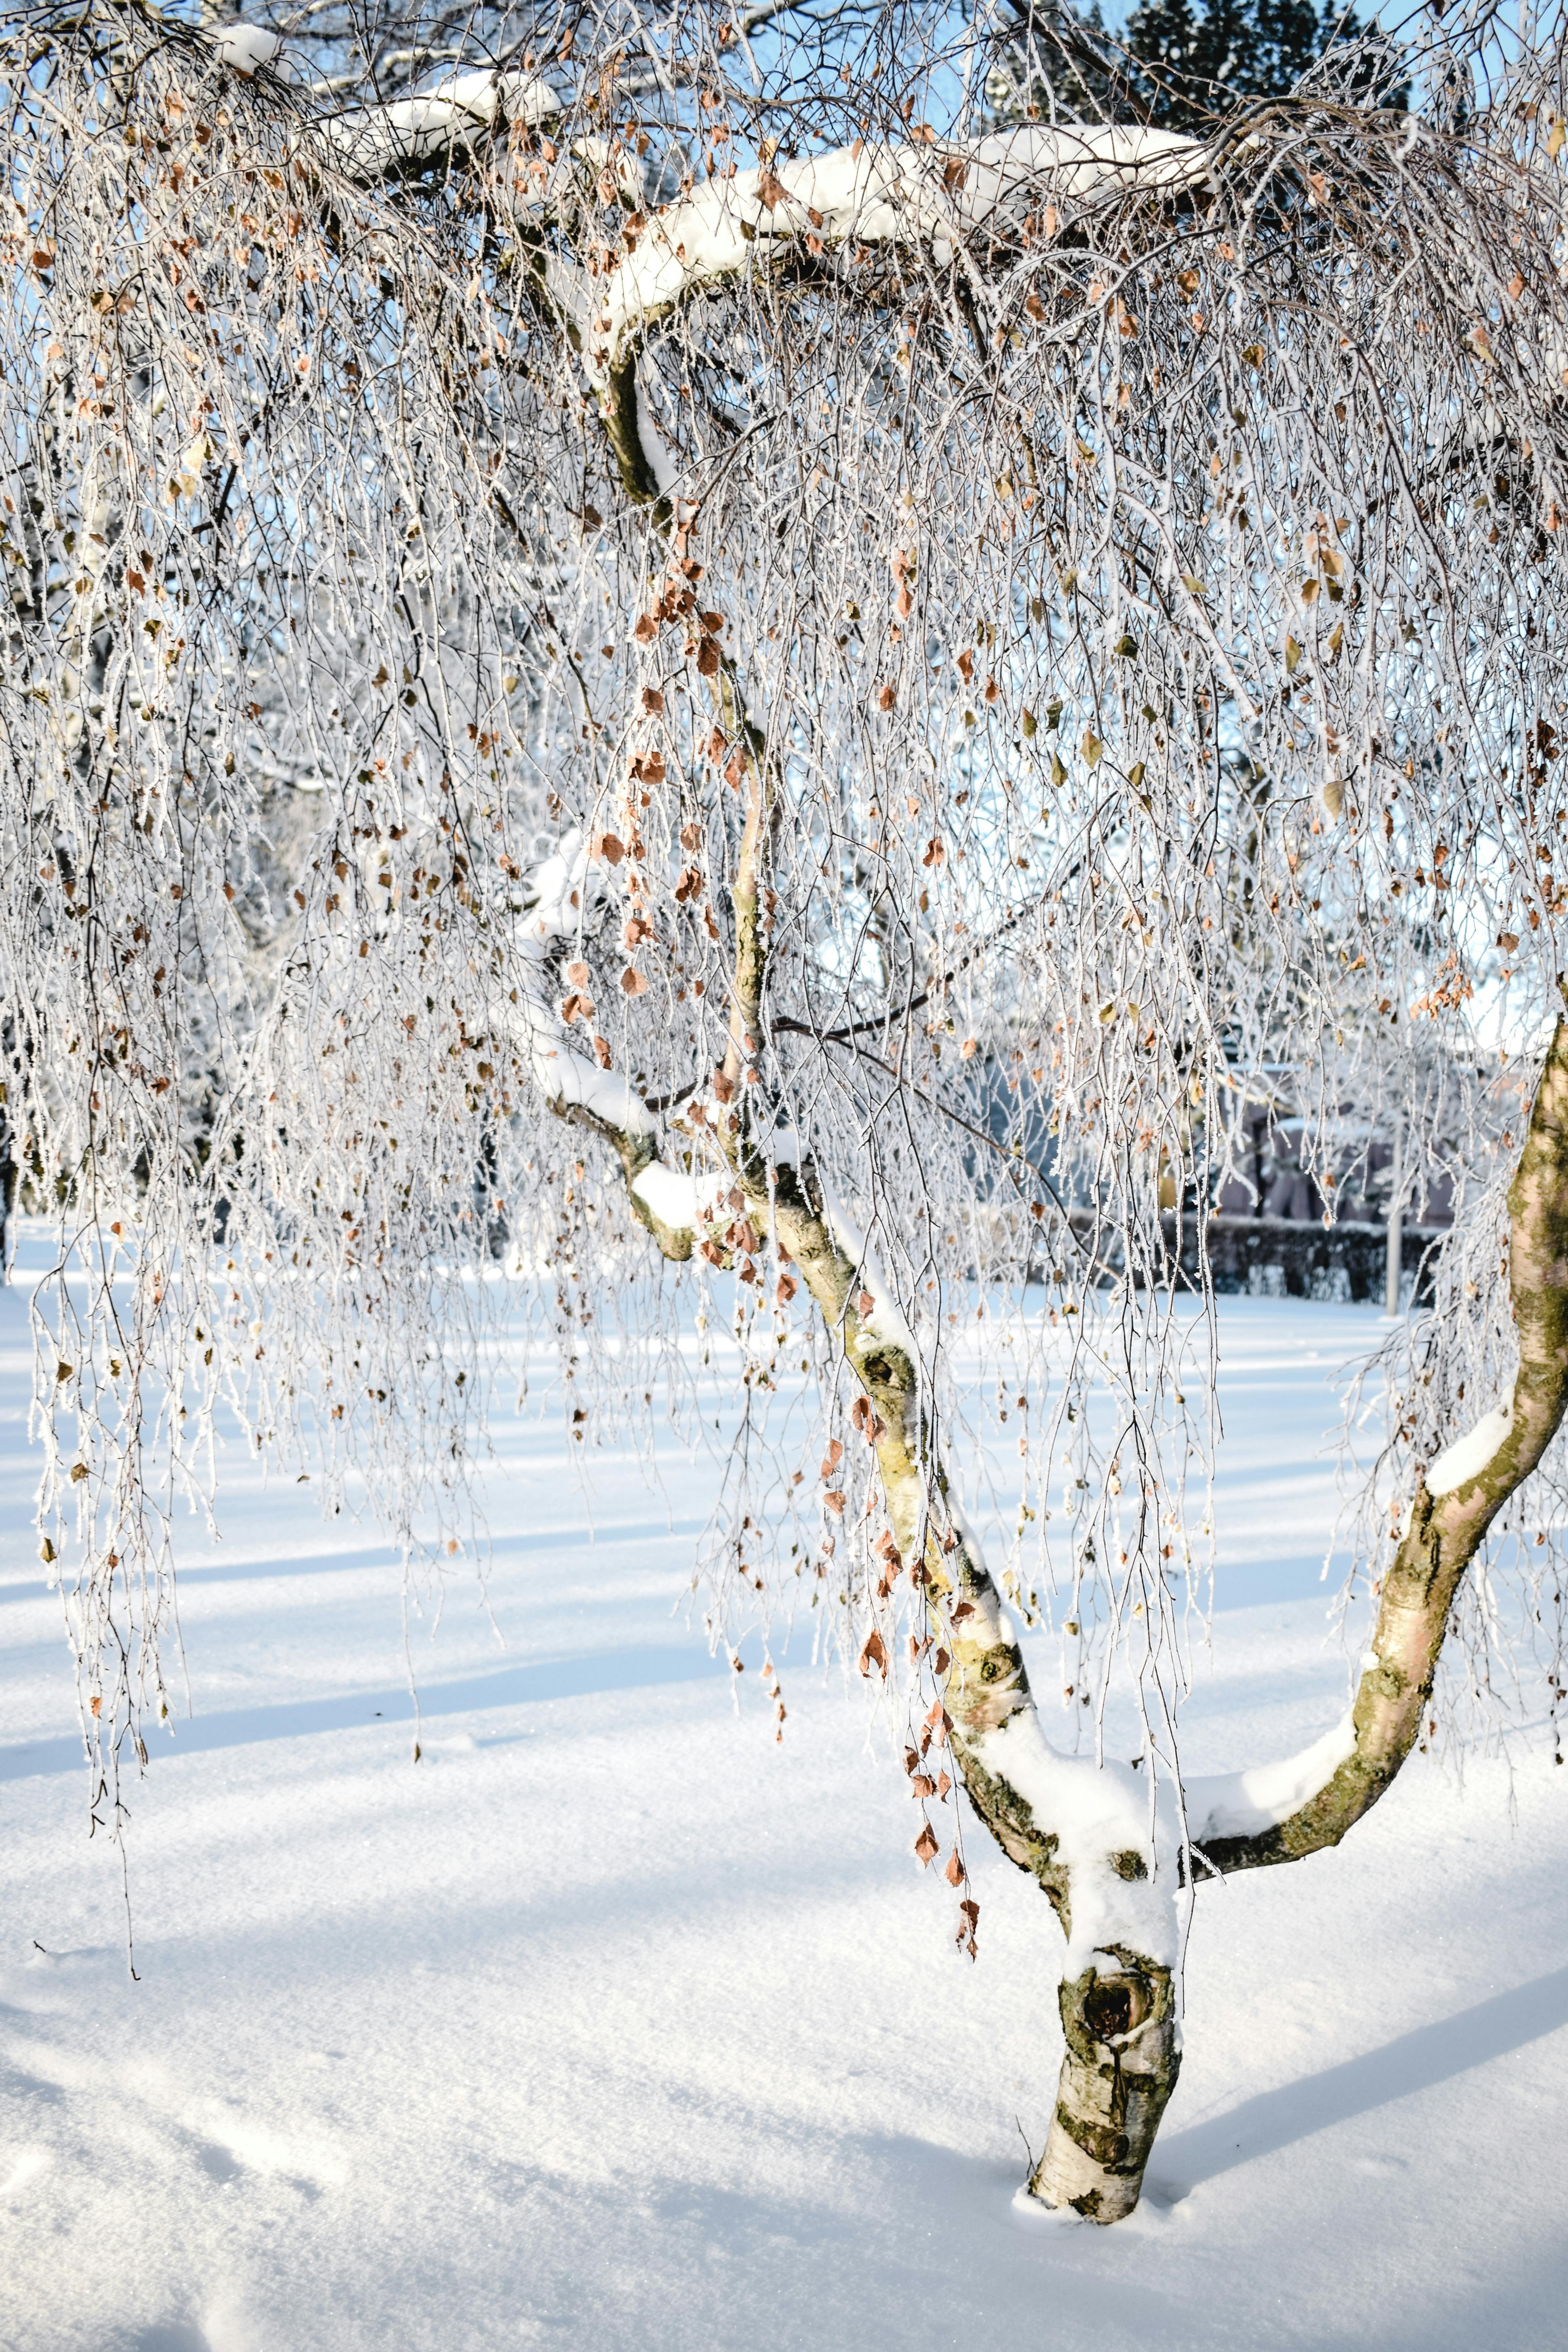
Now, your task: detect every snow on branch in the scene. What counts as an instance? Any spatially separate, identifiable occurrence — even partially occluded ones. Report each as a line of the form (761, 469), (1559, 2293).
(207, 23), (283, 76)
(515, 834), (659, 1140)
(1425, 1391), (1516, 1498)
(1184, 1714), (1358, 1847)
(583, 123), (1204, 378)
(313, 63), (562, 175)
(512, 836), (712, 1250)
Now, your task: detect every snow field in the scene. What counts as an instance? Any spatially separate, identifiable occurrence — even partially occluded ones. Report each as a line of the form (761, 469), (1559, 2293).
(2, 1286), (1565, 2351)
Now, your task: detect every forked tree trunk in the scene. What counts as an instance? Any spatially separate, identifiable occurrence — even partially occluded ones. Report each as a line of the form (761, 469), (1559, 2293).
(795, 1007), (1568, 2220)
(577, 1005), (1568, 2224)
(571, 321), (1568, 2223)
(931, 1545), (1185, 2220)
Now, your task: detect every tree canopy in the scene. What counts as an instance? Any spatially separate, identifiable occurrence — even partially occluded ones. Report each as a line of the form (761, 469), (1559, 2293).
(4, 0), (1568, 2205)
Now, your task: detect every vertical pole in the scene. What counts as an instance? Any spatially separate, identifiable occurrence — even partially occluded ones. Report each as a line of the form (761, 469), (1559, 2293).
(1384, 1113), (1403, 1318)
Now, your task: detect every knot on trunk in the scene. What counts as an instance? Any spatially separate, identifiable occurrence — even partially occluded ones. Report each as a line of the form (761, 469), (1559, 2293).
(1030, 1950), (1182, 2222)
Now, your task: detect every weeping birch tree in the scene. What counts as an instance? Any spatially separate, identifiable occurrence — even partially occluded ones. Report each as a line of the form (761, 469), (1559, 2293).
(5, 0), (1568, 2221)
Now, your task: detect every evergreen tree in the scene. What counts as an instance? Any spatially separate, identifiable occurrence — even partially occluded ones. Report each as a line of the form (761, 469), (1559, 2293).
(1120, 0), (1395, 126)
(987, 0), (1405, 131)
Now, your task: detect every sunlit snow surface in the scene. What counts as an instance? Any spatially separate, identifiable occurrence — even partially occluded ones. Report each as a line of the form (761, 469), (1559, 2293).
(2, 1245), (1565, 2352)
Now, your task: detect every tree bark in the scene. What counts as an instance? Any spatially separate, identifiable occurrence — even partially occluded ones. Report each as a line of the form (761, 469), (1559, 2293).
(1029, 1951), (1182, 2219)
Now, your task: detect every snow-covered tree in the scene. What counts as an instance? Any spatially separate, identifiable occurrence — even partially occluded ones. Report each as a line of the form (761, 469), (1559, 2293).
(5, 0), (1568, 2219)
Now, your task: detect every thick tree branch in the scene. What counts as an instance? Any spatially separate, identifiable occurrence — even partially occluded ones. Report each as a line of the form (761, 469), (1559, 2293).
(1189, 1007), (1568, 1874)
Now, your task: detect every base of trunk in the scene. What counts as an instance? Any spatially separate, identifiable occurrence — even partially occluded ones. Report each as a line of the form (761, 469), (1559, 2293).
(1027, 1951), (1181, 2222)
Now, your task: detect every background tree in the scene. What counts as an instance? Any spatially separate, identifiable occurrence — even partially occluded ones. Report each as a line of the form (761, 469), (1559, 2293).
(982, 0), (1402, 135)
(4, 0), (1568, 2222)
(1118, 0), (1395, 126)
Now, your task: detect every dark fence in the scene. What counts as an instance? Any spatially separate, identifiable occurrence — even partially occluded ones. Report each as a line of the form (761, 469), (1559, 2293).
(1177, 1215), (1443, 1302)
(1057, 1213), (1444, 1302)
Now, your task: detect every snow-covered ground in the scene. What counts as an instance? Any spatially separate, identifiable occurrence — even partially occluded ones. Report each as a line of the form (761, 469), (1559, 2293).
(2, 1265), (1565, 2352)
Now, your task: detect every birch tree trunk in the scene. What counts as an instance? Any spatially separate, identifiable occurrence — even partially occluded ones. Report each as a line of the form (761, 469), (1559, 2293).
(759, 1149), (1188, 2224)
(644, 1010), (1568, 2220)
(546, 366), (1568, 2210)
